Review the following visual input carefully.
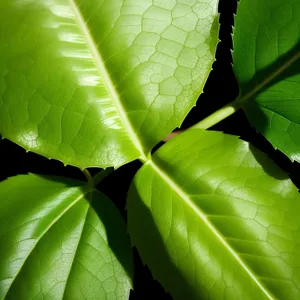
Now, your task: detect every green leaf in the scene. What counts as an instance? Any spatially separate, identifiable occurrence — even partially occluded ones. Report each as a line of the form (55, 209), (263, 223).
(0, 0), (219, 168)
(127, 129), (300, 300)
(233, 0), (300, 162)
(0, 174), (133, 300)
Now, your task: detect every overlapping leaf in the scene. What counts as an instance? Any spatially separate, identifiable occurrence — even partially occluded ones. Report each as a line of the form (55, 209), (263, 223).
(127, 129), (300, 300)
(233, 0), (300, 162)
(0, 0), (219, 168)
(0, 174), (133, 300)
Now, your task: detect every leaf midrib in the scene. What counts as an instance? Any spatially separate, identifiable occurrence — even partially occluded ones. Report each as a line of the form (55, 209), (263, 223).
(68, 0), (147, 161)
(3, 188), (91, 300)
(238, 50), (300, 104)
(149, 159), (275, 300)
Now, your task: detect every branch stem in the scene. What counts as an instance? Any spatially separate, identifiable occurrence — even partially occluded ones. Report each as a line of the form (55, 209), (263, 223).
(82, 169), (93, 189)
(191, 99), (242, 130)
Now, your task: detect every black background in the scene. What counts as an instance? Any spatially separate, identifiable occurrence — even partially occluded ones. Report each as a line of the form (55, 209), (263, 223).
(0, 0), (299, 299)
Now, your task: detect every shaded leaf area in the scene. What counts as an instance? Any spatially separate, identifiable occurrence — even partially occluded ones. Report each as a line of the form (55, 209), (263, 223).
(0, 135), (174, 299)
(128, 129), (300, 300)
(0, 0), (219, 168)
(129, 247), (172, 300)
(0, 174), (133, 300)
(233, 0), (300, 162)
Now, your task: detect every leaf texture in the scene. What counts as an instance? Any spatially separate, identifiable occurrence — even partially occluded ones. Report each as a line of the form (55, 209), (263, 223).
(0, 174), (133, 300)
(233, 0), (300, 162)
(127, 129), (300, 300)
(0, 0), (219, 168)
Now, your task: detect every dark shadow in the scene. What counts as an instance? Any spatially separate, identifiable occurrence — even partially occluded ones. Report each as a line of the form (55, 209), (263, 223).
(86, 186), (134, 282)
(129, 247), (172, 300)
(239, 41), (300, 99)
(182, 0), (239, 129)
(98, 160), (142, 220)
(249, 144), (289, 180)
(0, 138), (85, 182)
(127, 183), (202, 300)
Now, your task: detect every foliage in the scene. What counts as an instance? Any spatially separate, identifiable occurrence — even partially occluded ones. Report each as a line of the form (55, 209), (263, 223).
(0, 0), (299, 299)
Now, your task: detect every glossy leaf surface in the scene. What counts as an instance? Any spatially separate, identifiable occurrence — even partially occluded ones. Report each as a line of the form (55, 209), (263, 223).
(0, 174), (133, 300)
(233, 0), (300, 162)
(127, 129), (300, 300)
(0, 0), (219, 168)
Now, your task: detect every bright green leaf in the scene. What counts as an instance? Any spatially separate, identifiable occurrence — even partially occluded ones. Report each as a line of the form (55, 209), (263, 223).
(0, 174), (133, 300)
(0, 0), (219, 168)
(233, 0), (300, 162)
(127, 129), (300, 300)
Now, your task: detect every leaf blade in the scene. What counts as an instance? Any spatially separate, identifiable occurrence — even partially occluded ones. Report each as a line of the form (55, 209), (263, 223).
(233, 0), (300, 162)
(0, 0), (219, 167)
(0, 174), (133, 300)
(69, 0), (146, 162)
(127, 129), (300, 299)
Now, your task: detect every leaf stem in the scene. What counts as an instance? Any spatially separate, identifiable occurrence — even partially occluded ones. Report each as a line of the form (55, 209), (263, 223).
(191, 99), (242, 130)
(82, 169), (93, 188)
(92, 168), (114, 186)
(82, 168), (114, 189)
